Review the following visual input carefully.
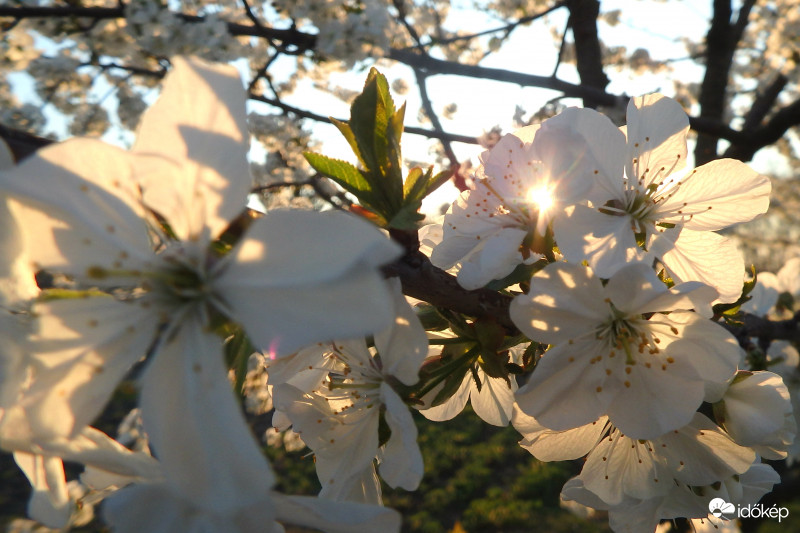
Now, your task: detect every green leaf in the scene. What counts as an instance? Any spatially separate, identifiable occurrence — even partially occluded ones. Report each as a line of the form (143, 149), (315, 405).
(304, 152), (373, 201)
(387, 201), (426, 230)
(330, 118), (366, 169)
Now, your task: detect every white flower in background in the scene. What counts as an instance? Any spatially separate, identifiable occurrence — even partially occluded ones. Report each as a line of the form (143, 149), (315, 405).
(430, 109), (611, 289)
(418, 330), (518, 426)
(715, 371), (796, 459)
(511, 262), (741, 439)
(0, 56), (400, 443)
(513, 409), (754, 508)
(561, 459), (779, 533)
(271, 281), (427, 503)
(553, 93), (771, 303)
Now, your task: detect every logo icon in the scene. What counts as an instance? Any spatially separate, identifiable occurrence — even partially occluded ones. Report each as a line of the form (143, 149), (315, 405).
(709, 498), (736, 520)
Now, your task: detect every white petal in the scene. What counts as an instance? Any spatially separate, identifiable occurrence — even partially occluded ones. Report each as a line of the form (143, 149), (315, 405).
(514, 339), (611, 431)
(661, 312), (741, 384)
(741, 271), (779, 315)
(554, 204), (645, 278)
(21, 297), (159, 440)
(140, 319), (275, 512)
(470, 370), (516, 426)
(456, 226), (529, 289)
(273, 493), (401, 533)
(721, 371), (793, 451)
(0, 197), (38, 304)
(379, 383), (423, 490)
(375, 279), (428, 385)
(660, 228), (745, 304)
(582, 433), (671, 505)
(216, 210), (400, 357)
(0, 139), (153, 285)
(272, 384), (380, 496)
(134, 56), (251, 241)
(510, 262), (608, 345)
(14, 452), (71, 529)
(605, 355), (705, 440)
(512, 407), (608, 461)
(625, 94), (689, 188)
(777, 257), (800, 297)
(659, 413), (754, 486)
(658, 159), (771, 231)
(418, 372), (471, 421)
(533, 106), (626, 205)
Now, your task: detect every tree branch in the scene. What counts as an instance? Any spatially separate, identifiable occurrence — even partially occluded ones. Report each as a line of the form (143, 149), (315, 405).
(694, 0), (757, 165)
(564, 0), (609, 108)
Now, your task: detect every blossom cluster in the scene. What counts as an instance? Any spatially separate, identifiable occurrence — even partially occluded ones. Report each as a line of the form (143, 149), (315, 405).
(0, 53), (793, 533)
(426, 93), (792, 530)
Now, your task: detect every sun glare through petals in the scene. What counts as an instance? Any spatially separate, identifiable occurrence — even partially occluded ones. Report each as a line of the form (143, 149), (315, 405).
(526, 184), (555, 215)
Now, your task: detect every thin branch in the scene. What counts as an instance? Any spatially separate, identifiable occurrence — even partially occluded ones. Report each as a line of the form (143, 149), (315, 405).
(248, 93), (479, 144)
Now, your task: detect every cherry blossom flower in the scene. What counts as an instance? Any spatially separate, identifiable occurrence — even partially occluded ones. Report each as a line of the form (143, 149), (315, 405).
(0, 56), (403, 530)
(418, 330), (518, 426)
(511, 262), (741, 439)
(430, 110), (610, 289)
(513, 408), (755, 510)
(0, 56), (401, 443)
(271, 281), (427, 503)
(561, 459), (779, 533)
(553, 93), (771, 303)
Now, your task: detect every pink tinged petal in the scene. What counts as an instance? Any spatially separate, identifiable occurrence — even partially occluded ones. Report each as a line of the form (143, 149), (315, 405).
(0, 139), (153, 285)
(659, 413), (754, 487)
(512, 407), (608, 461)
(418, 373), (471, 421)
(510, 262), (608, 345)
(553, 204), (645, 279)
(532, 107), (627, 205)
(375, 280), (428, 385)
(660, 228), (744, 304)
(215, 210), (400, 357)
(140, 320), (275, 512)
(721, 371), (793, 450)
(273, 493), (401, 533)
(625, 94), (689, 188)
(14, 452), (71, 529)
(605, 357), (705, 440)
(379, 383), (423, 491)
(470, 370), (515, 426)
(134, 56), (251, 242)
(514, 339), (612, 431)
(658, 159), (771, 231)
(23, 297), (160, 440)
